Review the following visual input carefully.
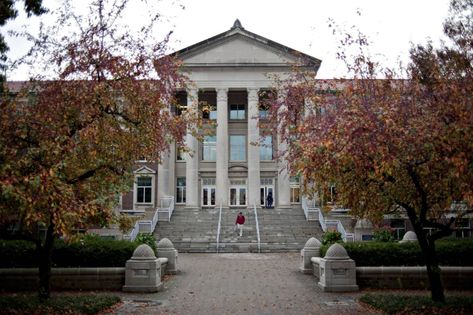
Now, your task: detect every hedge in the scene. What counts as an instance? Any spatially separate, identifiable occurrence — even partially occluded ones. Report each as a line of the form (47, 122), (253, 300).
(319, 239), (473, 266)
(0, 236), (140, 268)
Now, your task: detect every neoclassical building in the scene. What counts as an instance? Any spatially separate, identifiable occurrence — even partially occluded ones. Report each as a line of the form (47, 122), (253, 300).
(120, 19), (321, 211)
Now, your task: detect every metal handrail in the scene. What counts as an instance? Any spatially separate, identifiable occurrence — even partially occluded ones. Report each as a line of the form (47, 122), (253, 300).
(216, 203), (222, 253)
(254, 204), (261, 253)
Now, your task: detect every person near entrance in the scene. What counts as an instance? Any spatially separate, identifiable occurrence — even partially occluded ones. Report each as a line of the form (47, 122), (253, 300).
(235, 212), (245, 236)
(266, 192), (273, 208)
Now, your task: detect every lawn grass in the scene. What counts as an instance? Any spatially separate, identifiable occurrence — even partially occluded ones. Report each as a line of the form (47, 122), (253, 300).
(0, 294), (121, 314)
(360, 293), (473, 315)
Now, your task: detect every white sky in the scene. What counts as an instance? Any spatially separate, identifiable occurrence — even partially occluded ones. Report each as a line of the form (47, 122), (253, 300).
(5, 0), (451, 80)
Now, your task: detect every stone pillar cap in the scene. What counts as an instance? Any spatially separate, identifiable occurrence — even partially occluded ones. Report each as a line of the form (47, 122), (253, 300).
(304, 237), (321, 249)
(157, 238), (175, 249)
(131, 244), (156, 260)
(399, 231), (418, 243)
(324, 243), (350, 260)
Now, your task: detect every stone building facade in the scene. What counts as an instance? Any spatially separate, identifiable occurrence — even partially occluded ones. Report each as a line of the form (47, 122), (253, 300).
(121, 19), (321, 211)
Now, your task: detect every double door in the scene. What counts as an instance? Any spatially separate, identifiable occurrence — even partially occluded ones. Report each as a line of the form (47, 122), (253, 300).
(260, 178), (275, 208)
(202, 178), (216, 207)
(230, 186), (246, 206)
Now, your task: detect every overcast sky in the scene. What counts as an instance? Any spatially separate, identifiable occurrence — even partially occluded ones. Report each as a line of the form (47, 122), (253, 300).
(5, 0), (452, 80)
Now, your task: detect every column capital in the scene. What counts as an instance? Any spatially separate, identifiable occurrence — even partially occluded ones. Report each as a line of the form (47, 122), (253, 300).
(247, 88), (259, 102)
(216, 88), (228, 101)
(186, 88), (198, 96)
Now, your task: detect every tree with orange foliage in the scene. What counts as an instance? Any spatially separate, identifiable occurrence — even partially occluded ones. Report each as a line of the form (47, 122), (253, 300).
(265, 0), (473, 302)
(0, 0), (190, 299)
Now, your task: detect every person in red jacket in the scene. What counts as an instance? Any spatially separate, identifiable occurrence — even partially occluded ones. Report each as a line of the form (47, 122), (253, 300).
(235, 212), (245, 237)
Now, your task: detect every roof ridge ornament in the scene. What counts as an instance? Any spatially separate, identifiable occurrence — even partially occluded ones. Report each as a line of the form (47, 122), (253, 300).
(232, 19), (243, 30)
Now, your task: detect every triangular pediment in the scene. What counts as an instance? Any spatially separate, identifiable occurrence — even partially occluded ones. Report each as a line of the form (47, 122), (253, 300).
(172, 21), (321, 70)
(134, 166), (156, 174)
(181, 34), (296, 65)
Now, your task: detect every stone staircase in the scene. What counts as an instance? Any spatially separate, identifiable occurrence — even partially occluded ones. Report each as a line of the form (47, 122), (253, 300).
(153, 206), (324, 253)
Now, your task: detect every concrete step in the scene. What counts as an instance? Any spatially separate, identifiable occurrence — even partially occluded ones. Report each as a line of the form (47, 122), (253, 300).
(154, 206), (325, 253)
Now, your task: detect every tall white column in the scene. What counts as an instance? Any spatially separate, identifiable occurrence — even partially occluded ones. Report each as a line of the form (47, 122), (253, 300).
(157, 150), (170, 204)
(185, 89), (199, 209)
(168, 142), (176, 203)
(277, 96), (291, 208)
(247, 88), (261, 208)
(216, 88), (229, 207)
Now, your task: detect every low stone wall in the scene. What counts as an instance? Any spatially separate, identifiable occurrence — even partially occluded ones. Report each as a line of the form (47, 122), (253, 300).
(0, 260), (170, 291)
(356, 266), (473, 290)
(0, 268), (125, 291)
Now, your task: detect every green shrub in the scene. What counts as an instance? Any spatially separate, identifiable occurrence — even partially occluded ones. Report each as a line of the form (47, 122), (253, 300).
(0, 240), (37, 268)
(0, 236), (137, 268)
(372, 225), (395, 242)
(52, 236), (137, 267)
(134, 233), (157, 255)
(319, 239), (473, 266)
(322, 230), (342, 246)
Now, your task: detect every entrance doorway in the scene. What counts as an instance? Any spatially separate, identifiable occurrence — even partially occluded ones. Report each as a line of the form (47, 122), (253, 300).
(260, 178), (274, 208)
(230, 179), (247, 207)
(202, 178), (216, 207)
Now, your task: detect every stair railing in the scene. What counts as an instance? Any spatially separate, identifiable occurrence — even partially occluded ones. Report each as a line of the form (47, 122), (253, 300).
(302, 196), (319, 221)
(216, 203), (222, 253)
(157, 196), (175, 221)
(254, 203), (261, 253)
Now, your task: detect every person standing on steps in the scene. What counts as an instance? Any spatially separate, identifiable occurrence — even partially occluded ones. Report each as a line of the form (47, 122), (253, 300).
(235, 212), (245, 237)
(266, 192), (273, 208)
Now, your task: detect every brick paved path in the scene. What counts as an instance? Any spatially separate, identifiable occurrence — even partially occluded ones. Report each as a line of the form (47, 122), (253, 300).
(110, 252), (377, 315)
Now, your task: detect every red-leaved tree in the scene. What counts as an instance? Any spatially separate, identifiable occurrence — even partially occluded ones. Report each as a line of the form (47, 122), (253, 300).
(264, 0), (473, 302)
(0, 0), (192, 299)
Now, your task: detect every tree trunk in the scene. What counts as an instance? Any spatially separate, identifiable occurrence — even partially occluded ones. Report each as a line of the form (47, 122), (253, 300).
(38, 222), (55, 301)
(423, 240), (445, 302)
(413, 225), (445, 303)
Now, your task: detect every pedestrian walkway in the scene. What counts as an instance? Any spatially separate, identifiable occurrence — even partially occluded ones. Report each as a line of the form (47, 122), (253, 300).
(110, 252), (377, 314)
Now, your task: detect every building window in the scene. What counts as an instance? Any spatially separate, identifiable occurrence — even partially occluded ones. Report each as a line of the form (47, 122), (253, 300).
(230, 104), (245, 120)
(290, 176), (301, 203)
(328, 184), (337, 204)
(455, 218), (471, 238)
(136, 176), (152, 204)
(176, 177), (186, 204)
(259, 103), (269, 119)
(260, 135), (273, 160)
(202, 136), (217, 161)
(230, 135), (246, 161)
(390, 219), (406, 240)
(201, 102), (217, 120)
(176, 147), (185, 161)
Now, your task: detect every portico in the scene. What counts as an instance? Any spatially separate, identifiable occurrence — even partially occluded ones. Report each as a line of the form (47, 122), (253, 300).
(135, 19), (321, 211)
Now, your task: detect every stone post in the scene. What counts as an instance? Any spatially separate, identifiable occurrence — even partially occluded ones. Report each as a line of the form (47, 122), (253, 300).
(399, 231), (417, 243)
(216, 88), (229, 207)
(318, 243), (358, 292)
(185, 89), (199, 209)
(157, 238), (178, 274)
(300, 237), (322, 274)
(354, 219), (374, 241)
(247, 88), (260, 208)
(123, 244), (162, 292)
